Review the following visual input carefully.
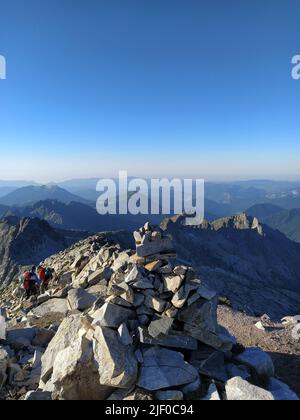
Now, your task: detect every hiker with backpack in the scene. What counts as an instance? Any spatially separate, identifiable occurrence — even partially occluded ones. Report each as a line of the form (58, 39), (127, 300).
(37, 266), (54, 293)
(22, 266), (41, 299)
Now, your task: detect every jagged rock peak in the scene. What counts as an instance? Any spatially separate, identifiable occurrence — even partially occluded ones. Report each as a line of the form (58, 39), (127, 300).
(212, 213), (264, 235)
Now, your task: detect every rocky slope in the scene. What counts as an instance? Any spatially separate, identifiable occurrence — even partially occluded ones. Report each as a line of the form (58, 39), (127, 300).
(0, 223), (298, 400)
(247, 204), (300, 243)
(161, 214), (300, 319)
(0, 217), (68, 288)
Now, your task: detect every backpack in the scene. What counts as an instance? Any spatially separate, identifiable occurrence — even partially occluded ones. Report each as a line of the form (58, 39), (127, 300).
(45, 268), (53, 282)
(23, 272), (31, 290)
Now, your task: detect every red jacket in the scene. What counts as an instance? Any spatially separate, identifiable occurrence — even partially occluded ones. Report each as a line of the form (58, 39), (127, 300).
(38, 268), (47, 284)
(24, 272), (31, 290)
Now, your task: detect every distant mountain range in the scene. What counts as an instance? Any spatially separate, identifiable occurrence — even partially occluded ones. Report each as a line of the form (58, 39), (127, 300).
(162, 214), (300, 318)
(1, 180), (300, 241)
(0, 185), (91, 207)
(247, 203), (300, 243)
(5, 199), (165, 232)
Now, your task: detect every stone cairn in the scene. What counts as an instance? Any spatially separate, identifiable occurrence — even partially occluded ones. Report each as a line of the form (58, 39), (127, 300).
(0, 223), (298, 400)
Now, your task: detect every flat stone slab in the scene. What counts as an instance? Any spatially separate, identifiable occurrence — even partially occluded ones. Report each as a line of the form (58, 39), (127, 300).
(138, 347), (198, 391)
(30, 299), (68, 318)
(138, 327), (198, 350)
(92, 303), (136, 328)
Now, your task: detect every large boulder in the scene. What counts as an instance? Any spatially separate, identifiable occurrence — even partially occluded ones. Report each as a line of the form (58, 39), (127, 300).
(93, 326), (138, 389)
(236, 347), (275, 378)
(67, 289), (97, 312)
(137, 347), (199, 391)
(30, 299), (68, 318)
(40, 314), (83, 384)
(226, 377), (275, 401)
(92, 303), (136, 328)
(88, 267), (112, 286)
(51, 334), (112, 400)
(7, 328), (36, 349)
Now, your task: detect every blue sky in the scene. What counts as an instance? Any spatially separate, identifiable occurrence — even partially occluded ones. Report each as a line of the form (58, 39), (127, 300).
(0, 0), (299, 182)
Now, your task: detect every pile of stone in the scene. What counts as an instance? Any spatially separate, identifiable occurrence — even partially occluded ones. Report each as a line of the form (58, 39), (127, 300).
(0, 223), (299, 400)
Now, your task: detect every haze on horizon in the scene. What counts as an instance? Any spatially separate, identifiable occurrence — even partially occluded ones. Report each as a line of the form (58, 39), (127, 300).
(0, 0), (300, 182)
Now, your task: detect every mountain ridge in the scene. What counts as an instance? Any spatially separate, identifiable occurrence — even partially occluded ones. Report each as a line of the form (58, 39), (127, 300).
(161, 213), (300, 318)
(247, 203), (300, 243)
(0, 185), (91, 207)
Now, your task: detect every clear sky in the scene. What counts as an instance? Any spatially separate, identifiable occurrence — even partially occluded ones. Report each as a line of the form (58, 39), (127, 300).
(0, 0), (300, 182)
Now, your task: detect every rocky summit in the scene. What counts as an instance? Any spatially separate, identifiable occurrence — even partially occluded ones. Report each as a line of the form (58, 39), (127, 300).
(0, 222), (298, 401)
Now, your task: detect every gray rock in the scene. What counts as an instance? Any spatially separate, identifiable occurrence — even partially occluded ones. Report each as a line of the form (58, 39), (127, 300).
(236, 347), (275, 378)
(32, 328), (55, 347)
(226, 376), (275, 401)
(138, 327), (198, 350)
(163, 275), (184, 293)
(267, 378), (299, 401)
(88, 267), (112, 286)
(92, 303), (136, 328)
(58, 271), (73, 288)
(148, 317), (174, 339)
(133, 231), (143, 244)
(30, 298), (68, 318)
(178, 298), (218, 333)
(138, 347), (198, 391)
(37, 292), (51, 305)
(7, 328), (36, 348)
(136, 237), (175, 258)
(40, 314), (83, 384)
(24, 391), (52, 400)
(112, 252), (130, 271)
(32, 350), (43, 370)
(184, 324), (234, 351)
(0, 314), (6, 340)
(118, 323), (133, 346)
(156, 390), (184, 400)
(125, 265), (145, 284)
(0, 347), (8, 389)
(180, 376), (202, 396)
(67, 288), (97, 312)
(132, 279), (154, 290)
(196, 285), (217, 300)
(52, 334), (112, 400)
(144, 296), (166, 313)
(171, 285), (191, 309)
(198, 351), (228, 383)
(93, 326), (138, 389)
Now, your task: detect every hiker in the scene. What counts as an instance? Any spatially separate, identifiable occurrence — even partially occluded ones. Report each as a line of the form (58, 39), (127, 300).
(22, 266), (41, 299)
(38, 266), (53, 293)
